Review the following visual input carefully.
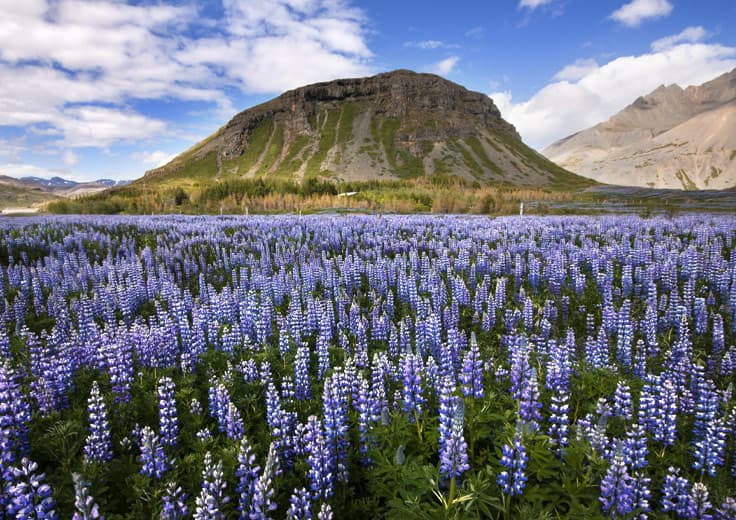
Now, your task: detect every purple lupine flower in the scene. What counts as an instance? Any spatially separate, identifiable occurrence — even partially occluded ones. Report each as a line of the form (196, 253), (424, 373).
(208, 382), (231, 434)
(249, 443), (279, 519)
(631, 471), (651, 518)
(716, 497), (736, 519)
(83, 381), (112, 464)
(6, 457), (57, 519)
(691, 482), (713, 520)
(323, 373), (349, 484)
(439, 399), (469, 480)
(71, 473), (101, 520)
(139, 426), (167, 479)
(235, 436), (260, 519)
(661, 466), (695, 518)
(497, 429), (528, 496)
(225, 402), (244, 440)
(354, 374), (378, 465)
(613, 381), (633, 421)
(622, 423), (648, 469)
(304, 415), (333, 500)
(459, 332), (484, 399)
(158, 377), (178, 448)
(294, 341), (311, 401)
(599, 446), (634, 517)
(548, 385), (570, 455)
(194, 452), (229, 520)
(693, 417), (727, 477)
(190, 398), (203, 416)
(652, 379), (678, 446)
(161, 482), (189, 520)
(518, 368), (542, 432)
(400, 352), (425, 422)
(286, 487), (312, 520)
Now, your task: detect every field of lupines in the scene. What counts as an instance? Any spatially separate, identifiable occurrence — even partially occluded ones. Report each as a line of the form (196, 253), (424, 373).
(1, 214), (735, 519)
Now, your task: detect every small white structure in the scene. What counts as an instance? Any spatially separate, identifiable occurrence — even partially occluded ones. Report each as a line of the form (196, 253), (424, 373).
(519, 202), (524, 216)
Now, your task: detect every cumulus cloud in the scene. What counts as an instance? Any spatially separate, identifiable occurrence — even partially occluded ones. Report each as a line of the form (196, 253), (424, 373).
(651, 26), (708, 51)
(0, 0), (373, 149)
(132, 150), (178, 168)
(553, 58), (599, 81)
(491, 41), (736, 149)
(610, 0), (673, 27)
(428, 56), (460, 76)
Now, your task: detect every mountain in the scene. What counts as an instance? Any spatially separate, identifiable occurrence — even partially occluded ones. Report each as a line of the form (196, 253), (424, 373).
(141, 70), (588, 188)
(0, 175), (129, 210)
(543, 68), (736, 190)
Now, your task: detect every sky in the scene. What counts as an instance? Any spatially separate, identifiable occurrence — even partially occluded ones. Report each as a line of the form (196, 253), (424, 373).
(1, 0), (735, 182)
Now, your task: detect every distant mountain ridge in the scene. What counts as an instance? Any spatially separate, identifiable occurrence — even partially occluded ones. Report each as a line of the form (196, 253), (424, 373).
(543, 68), (736, 189)
(0, 175), (129, 210)
(141, 69), (588, 188)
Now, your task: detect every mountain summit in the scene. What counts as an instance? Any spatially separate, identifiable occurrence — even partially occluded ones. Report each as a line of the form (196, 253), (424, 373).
(144, 70), (583, 187)
(543, 68), (736, 190)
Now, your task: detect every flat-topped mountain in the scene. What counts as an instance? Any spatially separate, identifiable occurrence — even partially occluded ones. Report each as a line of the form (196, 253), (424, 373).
(543, 68), (736, 190)
(142, 70), (586, 187)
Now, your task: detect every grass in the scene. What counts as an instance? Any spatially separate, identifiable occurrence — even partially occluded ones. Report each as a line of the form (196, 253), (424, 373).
(274, 135), (311, 177)
(675, 169), (697, 191)
(257, 124), (284, 176)
(465, 136), (503, 176)
(236, 119), (274, 175)
(305, 109), (340, 177)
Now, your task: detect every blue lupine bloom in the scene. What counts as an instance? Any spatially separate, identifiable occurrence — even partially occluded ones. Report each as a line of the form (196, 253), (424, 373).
(83, 381), (112, 464)
(661, 466), (695, 518)
(304, 415), (333, 500)
(613, 381), (633, 421)
(235, 436), (261, 518)
(497, 429), (528, 496)
(547, 385), (570, 454)
(622, 423), (648, 469)
(249, 443), (279, 519)
(691, 482), (713, 520)
(459, 332), (484, 399)
(194, 452), (229, 520)
(401, 352), (426, 422)
(158, 377), (178, 448)
(439, 401), (470, 479)
(6, 457), (57, 519)
(286, 487), (312, 520)
(161, 482), (188, 520)
(139, 426), (167, 479)
(631, 471), (651, 518)
(600, 445), (634, 517)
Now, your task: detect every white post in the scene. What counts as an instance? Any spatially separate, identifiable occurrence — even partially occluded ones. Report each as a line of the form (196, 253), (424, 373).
(519, 202), (524, 216)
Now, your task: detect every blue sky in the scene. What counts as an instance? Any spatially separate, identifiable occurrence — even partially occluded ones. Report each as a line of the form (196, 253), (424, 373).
(1, 0), (735, 181)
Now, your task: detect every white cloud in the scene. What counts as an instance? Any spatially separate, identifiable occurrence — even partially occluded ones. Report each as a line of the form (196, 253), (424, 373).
(428, 56), (460, 76)
(404, 40), (459, 50)
(610, 0), (673, 27)
(491, 42), (736, 149)
(0, 0), (373, 149)
(651, 26), (708, 51)
(0, 162), (82, 181)
(62, 150), (78, 167)
(519, 0), (556, 9)
(132, 150), (177, 167)
(553, 58), (599, 81)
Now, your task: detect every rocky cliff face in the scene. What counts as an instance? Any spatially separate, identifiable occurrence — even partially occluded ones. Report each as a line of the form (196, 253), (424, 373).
(145, 70), (584, 187)
(543, 68), (736, 190)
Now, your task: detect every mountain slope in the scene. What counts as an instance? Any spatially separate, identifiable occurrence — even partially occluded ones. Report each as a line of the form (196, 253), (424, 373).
(543, 68), (736, 189)
(0, 175), (128, 210)
(141, 70), (589, 189)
